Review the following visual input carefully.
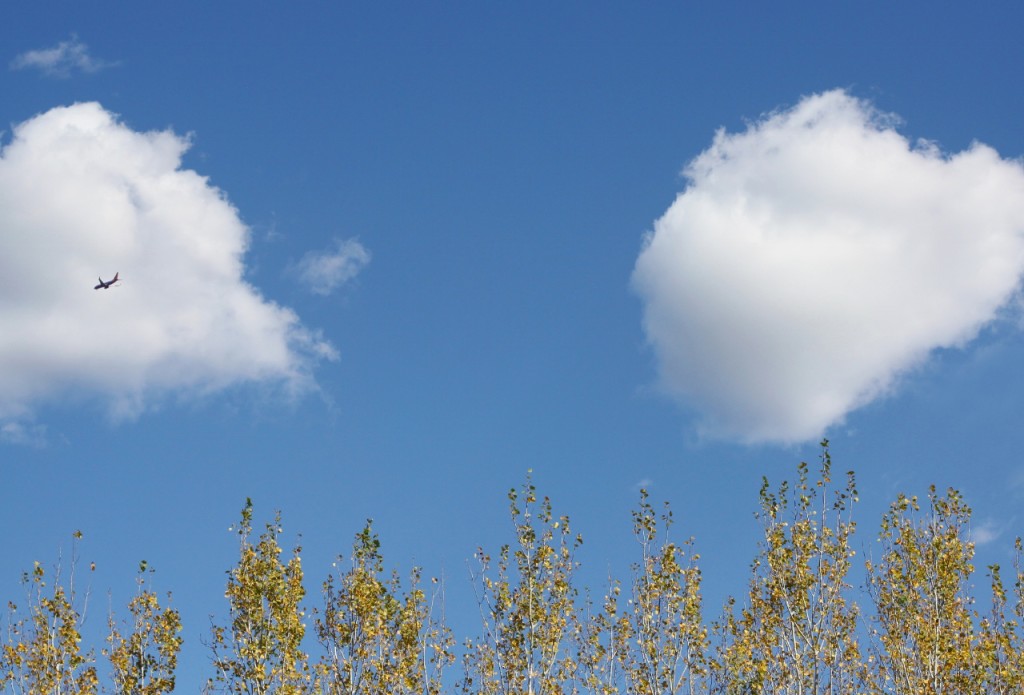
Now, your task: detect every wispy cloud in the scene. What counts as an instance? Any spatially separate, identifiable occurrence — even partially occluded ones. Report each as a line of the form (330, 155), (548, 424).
(632, 89), (1024, 444)
(0, 422), (47, 448)
(10, 35), (115, 78)
(1010, 467), (1024, 497)
(0, 103), (336, 428)
(293, 239), (371, 296)
(971, 518), (1006, 547)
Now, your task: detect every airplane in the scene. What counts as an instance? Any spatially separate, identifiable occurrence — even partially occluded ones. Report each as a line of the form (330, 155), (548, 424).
(94, 272), (120, 290)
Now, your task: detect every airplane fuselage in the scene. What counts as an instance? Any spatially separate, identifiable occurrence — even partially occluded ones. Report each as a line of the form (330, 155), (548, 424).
(94, 273), (119, 290)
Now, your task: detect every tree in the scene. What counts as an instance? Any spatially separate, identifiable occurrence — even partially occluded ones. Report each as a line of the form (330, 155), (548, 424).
(314, 520), (454, 695)
(865, 486), (978, 693)
(206, 499), (310, 694)
(576, 575), (630, 695)
(576, 491), (707, 695)
(977, 537), (1024, 693)
(4, 455), (1024, 693)
(0, 532), (99, 695)
(462, 474), (582, 695)
(711, 441), (864, 694)
(105, 560), (183, 695)
(622, 490), (706, 695)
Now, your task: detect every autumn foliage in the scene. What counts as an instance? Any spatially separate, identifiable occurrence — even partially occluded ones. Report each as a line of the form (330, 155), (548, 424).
(3, 442), (1024, 694)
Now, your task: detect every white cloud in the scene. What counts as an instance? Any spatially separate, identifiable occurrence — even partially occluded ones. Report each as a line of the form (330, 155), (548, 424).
(293, 238), (371, 296)
(971, 518), (1005, 547)
(10, 36), (113, 78)
(632, 89), (1024, 444)
(1, 422), (47, 448)
(0, 102), (337, 425)
(633, 477), (654, 491)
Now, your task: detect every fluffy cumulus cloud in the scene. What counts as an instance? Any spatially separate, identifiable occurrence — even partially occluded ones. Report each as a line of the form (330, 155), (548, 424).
(632, 89), (1024, 444)
(0, 102), (336, 424)
(292, 238), (371, 296)
(10, 36), (113, 78)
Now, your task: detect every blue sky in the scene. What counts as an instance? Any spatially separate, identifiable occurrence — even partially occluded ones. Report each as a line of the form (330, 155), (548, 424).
(3, 1), (1024, 686)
